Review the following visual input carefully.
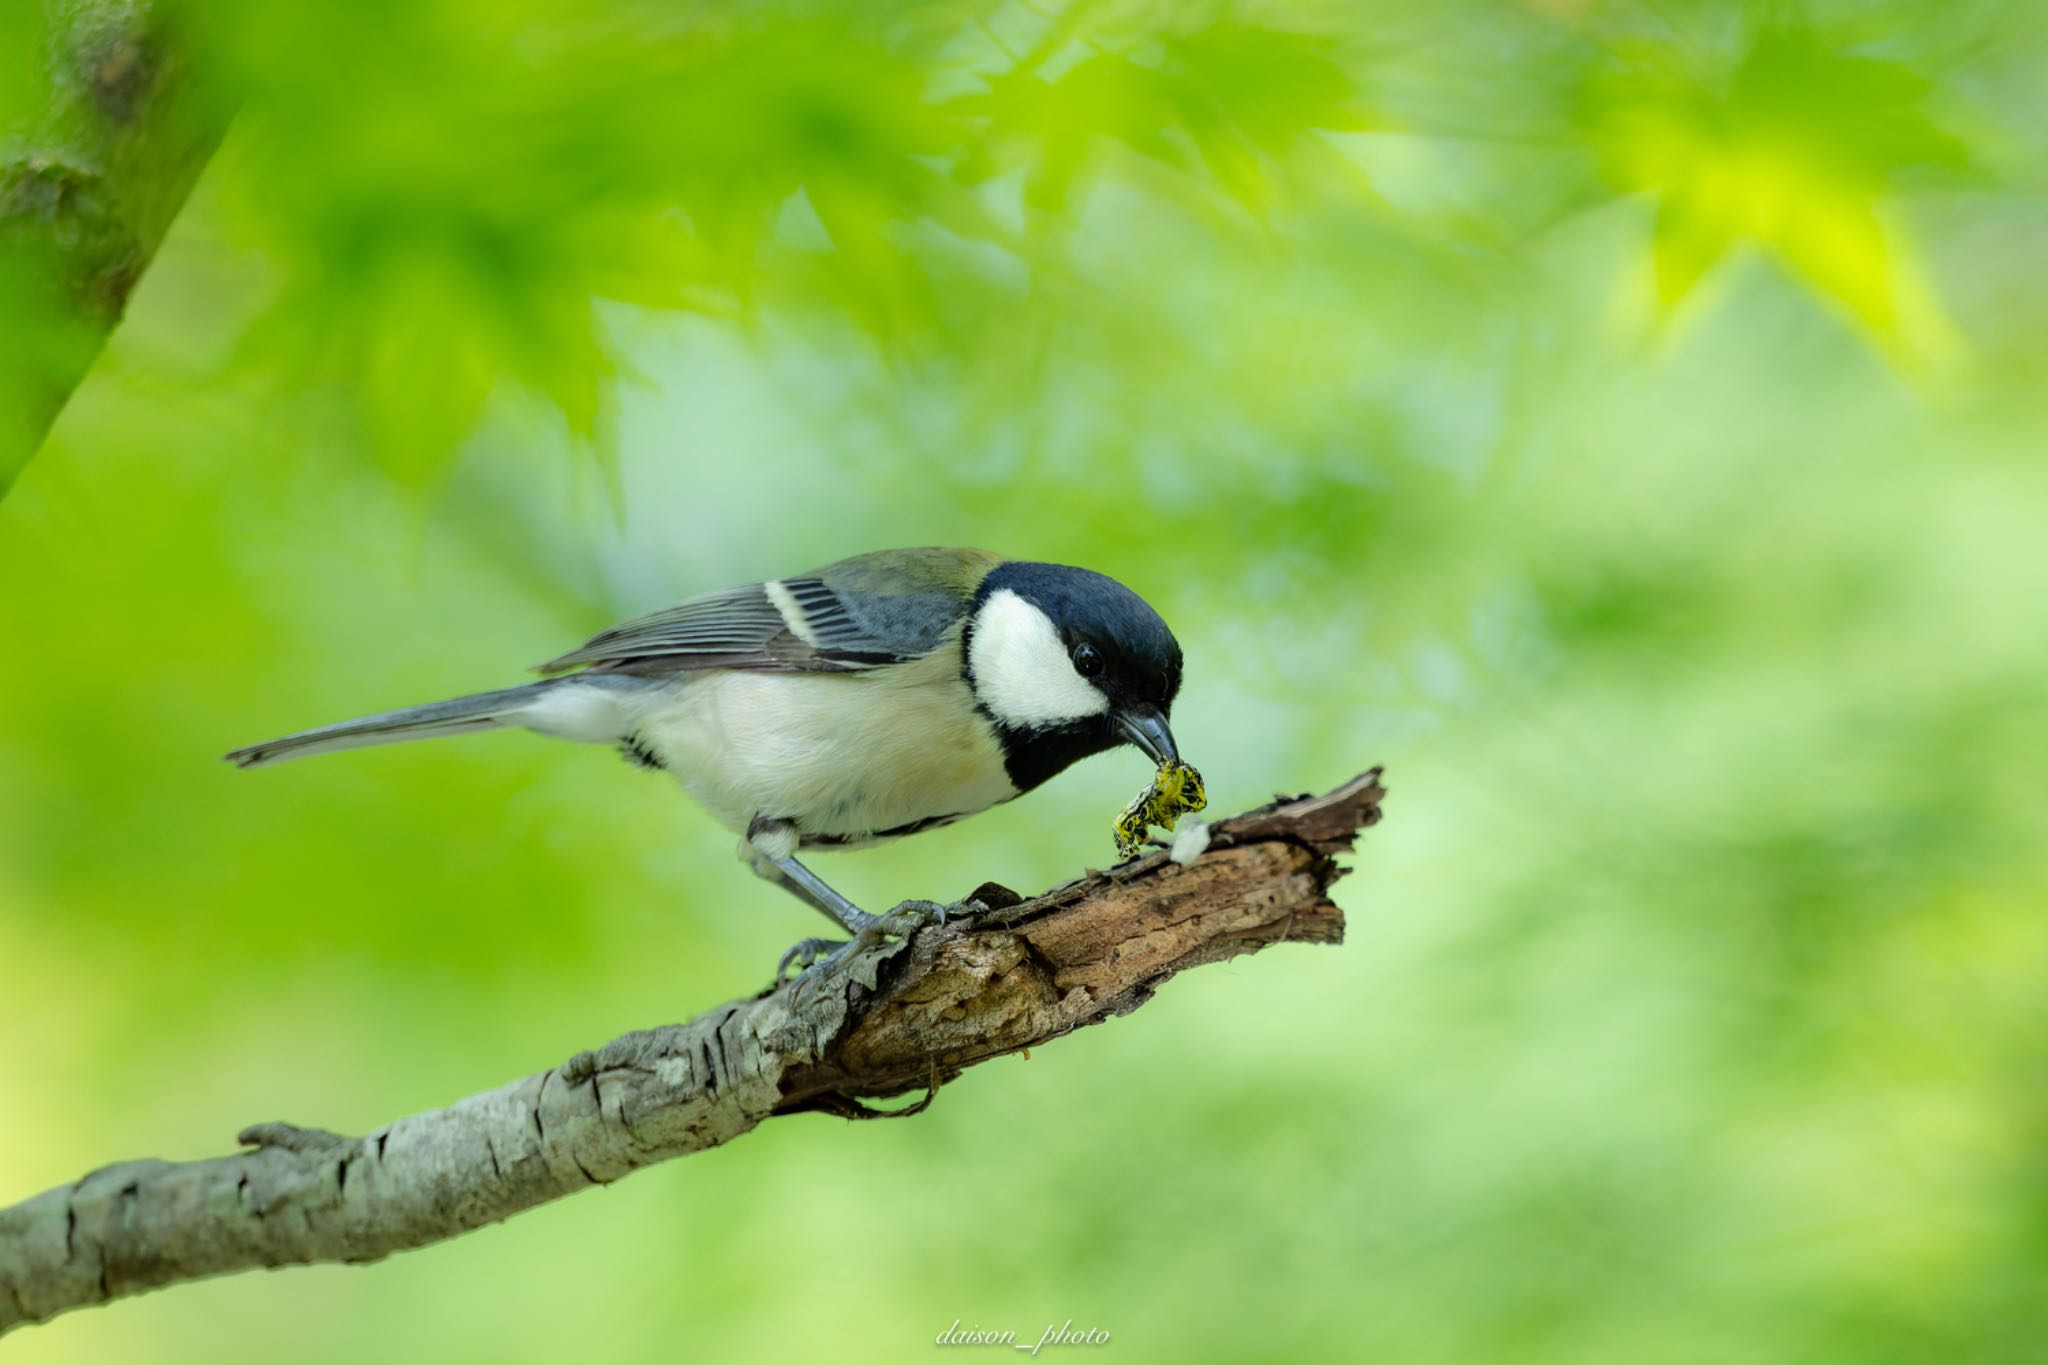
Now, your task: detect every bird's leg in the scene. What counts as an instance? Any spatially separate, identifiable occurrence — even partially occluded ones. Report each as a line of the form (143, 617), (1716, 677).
(769, 856), (884, 936)
(744, 817), (952, 983)
(744, 817), (881, 935)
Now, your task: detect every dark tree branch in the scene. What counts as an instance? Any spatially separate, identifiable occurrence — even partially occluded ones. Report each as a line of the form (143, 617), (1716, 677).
(0, 770), (1384, 1337)
(1, 0), (233, 496)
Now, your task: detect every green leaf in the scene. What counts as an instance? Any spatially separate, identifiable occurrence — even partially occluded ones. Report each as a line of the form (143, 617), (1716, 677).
(1583, 24), (1970, 369)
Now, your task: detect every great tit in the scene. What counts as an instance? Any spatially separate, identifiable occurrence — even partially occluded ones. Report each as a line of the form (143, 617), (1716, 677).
(228, 547), (1185, 965)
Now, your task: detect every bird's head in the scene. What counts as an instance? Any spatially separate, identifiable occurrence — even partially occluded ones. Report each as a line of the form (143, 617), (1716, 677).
(963, 561), (1184, 790)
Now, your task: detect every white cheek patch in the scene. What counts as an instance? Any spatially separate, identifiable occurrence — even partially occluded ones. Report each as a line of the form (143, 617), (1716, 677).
(968, 589), (1110, 729)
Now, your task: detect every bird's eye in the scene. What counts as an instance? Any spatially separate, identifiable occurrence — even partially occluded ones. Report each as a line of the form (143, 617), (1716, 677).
(1071, 642), (1103, 678)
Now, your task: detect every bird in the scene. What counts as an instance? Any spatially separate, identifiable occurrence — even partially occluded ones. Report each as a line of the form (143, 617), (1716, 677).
(227, 547), (1186, 974)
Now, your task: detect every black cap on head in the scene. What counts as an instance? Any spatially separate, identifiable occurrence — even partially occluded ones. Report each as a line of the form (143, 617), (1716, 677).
(981, 560), (1183, 710)
(968, 560), (1185, 790)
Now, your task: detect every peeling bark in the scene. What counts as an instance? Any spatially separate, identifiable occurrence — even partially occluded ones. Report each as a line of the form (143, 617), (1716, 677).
(0, 770), (1384, 1337)
(0, 0), (232, 495)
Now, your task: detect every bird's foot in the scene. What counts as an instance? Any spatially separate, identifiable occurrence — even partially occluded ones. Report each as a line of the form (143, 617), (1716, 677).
(775, 936), (846, 981)
(889, 898), (953, 930)
(770, 899), (958, 990)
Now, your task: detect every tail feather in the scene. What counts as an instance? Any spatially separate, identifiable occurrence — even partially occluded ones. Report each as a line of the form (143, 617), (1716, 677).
(225, 683), (553, 769)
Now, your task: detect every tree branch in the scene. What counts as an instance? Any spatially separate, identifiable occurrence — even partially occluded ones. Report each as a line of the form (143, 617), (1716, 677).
(1, 0), (232, 496)
(0, 769), (1384, 1338)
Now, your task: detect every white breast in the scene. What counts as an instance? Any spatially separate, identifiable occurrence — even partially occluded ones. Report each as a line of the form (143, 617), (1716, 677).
(634, 647), (1019, 845)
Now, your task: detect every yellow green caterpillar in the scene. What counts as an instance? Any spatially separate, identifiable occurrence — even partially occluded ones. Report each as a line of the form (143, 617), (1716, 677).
(1114, 760), (1207, 860)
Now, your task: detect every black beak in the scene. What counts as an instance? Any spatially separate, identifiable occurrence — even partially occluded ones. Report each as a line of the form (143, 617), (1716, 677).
(1114, 706), (1179, 766)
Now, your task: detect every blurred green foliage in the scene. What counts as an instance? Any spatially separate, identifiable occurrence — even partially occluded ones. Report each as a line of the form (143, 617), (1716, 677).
(4, 1), (2046, 1361)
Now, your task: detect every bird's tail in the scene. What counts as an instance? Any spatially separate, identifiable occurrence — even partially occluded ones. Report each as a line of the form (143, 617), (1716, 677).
(225, 683), (556, 769)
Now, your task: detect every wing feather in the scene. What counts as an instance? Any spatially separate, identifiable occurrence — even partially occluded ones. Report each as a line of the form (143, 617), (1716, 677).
(534, 577), (920, 675)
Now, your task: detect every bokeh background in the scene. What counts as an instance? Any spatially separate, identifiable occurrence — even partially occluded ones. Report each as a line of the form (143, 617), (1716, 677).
(4, 0), (2046, 1360)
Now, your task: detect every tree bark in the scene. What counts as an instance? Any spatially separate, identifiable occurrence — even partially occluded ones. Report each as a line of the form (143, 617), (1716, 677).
(0, 0), (231, 496)
(0, 770), (1383, 1337)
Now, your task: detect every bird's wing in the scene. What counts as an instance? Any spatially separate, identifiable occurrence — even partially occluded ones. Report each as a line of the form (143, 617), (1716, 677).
(534, 549), (1002, 676)
(534, 580), (905, 675)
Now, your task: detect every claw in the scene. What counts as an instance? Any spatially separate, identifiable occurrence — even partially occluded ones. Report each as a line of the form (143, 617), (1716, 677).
(769, 899), (957, 994)
(889, 899), (951, 930)
(775, 936), (844, 982)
